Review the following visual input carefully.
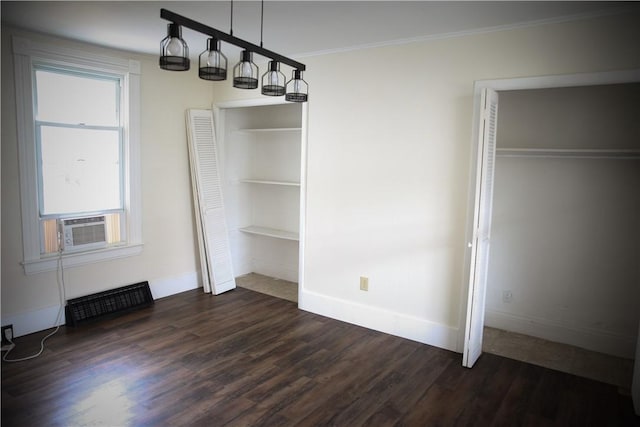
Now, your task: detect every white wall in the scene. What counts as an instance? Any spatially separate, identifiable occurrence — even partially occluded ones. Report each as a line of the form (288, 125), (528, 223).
(210, 11), (640, 352)
(4, 9), (639, 352)
(1, 27), (214, 336)
(485, 86), (640, 358)
(487, 158), (640, 357)
(496, 84), (640, 150)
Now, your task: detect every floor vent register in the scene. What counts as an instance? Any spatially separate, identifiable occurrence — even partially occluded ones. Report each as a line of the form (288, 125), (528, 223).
(65, 281), (154, 326)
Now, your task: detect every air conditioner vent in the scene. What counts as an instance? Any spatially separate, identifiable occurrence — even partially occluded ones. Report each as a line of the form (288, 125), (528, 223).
(60, 215), (107, 252)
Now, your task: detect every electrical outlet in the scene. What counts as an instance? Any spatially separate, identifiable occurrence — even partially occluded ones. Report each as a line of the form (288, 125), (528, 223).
(2, 324), (14, 343)
(1, 324), (15, 351)
(360, 276), (369, 291)
(502, 290), (513, 303)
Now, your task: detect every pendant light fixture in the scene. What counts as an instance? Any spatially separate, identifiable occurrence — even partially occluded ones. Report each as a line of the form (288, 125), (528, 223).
(261, 61), (286, 96)
(233, 50), (259, 89)
(199, 37), (227, 80)
(285, 70), (308, 103)
(159, 5), (308, 102)
(159, 23), (190, 71)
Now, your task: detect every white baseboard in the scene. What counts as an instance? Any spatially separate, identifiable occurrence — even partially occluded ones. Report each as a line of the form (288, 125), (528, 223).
(485, 309), (637, 359)
(299, 289), (459, 352)
(1, 305), (64, 338)
(148, 271), (201, 300)
(2, 271), (201, 338)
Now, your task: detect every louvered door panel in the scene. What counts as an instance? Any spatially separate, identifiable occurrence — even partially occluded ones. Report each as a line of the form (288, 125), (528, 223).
(186, 109), (235, 295)
(463, 88), (499, 367)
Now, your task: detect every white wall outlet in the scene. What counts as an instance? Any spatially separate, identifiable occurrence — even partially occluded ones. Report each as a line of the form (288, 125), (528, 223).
(360, 276), (369, 291)
(502, 290), (513, 303)
(1, 324), (15, 352)
(1, 324), (13, 344)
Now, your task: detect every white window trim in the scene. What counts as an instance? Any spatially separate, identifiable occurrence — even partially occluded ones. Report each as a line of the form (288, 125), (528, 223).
(13, 36), (142, 274)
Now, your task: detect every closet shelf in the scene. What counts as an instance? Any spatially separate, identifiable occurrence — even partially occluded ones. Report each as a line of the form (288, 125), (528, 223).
(234, 127), (302, 133)
(497, 148), (640, 159)
(239, 226), (299, 241)
(240, 179), (300, 187)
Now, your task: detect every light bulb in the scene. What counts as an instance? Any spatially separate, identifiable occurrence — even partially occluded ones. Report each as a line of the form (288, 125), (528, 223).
(285, 70), (308, 102)
(207, 51), (221, 67)
(166, 38), (183, 57)
(241, 61), (253, 78)
(233, 51), (258, 89)
(199, 38), (226, 80)
(268, 72), (279, 86)
(160, 24), (189, 71)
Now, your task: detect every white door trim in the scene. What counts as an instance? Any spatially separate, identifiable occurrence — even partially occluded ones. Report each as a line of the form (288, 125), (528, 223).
(459, 69), (640, 367)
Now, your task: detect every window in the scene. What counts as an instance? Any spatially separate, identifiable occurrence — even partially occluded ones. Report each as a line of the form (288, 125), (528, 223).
(13, 36), (142, 273)
(35, 68), (125, 254)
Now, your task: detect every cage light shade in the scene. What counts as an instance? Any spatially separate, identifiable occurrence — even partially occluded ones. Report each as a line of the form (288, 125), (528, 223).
(233, 50), (259, 89)
(199, 38), (227, 81)
(261, 61), (286, 96)
(285, 70), (308, 102)
(160, 23), (190, 71)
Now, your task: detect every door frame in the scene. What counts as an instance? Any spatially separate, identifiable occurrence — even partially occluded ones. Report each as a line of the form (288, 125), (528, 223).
(460, 69), (640, 366)
(212, 97), (309, 305)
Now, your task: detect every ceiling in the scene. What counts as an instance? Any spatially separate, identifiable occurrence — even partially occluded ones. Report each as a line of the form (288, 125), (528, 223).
(1, 1), (632, 61)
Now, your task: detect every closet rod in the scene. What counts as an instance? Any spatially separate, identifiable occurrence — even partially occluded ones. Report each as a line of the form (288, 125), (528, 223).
(496, 148), (640, 160)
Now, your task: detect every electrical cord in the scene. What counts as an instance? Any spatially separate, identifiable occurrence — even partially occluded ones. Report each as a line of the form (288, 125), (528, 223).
(2, 246), (67, 363)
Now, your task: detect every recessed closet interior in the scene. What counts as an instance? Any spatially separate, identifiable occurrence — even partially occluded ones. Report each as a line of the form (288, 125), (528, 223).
(218, 103), (303, 296)
(484, 84), (640, 374)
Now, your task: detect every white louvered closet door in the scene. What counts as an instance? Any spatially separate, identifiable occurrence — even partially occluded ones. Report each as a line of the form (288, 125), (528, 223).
(463, 88), (499, 368)
(186, 109), (235, 295)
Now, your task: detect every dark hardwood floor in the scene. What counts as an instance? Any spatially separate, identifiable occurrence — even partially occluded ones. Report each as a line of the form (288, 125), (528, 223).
(2, 287), (638, 426)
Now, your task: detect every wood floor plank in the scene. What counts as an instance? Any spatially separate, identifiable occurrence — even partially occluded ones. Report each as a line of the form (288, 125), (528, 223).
(2, 287), (638, 427)
(307, 339), (420, 426)
(490, 362), (545, 426)
(457, 355), (521, 426)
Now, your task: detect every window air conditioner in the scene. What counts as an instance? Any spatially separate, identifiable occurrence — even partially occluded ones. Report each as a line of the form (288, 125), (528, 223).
(59, 215), (107, 252)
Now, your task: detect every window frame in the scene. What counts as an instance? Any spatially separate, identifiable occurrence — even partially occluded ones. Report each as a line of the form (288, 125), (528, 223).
(13, 36), (142, 274)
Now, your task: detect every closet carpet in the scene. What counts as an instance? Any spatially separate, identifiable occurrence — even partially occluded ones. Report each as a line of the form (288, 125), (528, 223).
(236, 272), (298, 303)
(483, 326), (635, 390)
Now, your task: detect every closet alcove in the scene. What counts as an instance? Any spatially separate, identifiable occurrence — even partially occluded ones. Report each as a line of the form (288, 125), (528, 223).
(483, 83), (640, 387)
(217, 102), (305, 300)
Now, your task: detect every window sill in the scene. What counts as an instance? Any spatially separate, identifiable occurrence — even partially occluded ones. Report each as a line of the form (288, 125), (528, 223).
(22, 243), (143, 275)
